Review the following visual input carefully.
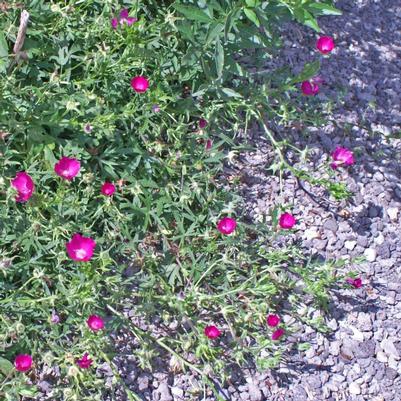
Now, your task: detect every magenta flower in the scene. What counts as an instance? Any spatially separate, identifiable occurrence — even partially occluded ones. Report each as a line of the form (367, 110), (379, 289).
(266, 314), (280, 327)
(14, 354), (32, 372)
(131, 76), (149, 93)
(87, 315), (105, 331)
(217, 217), (237, 235)
(54, 157), (81, 180)
(199, 118), (208, 129)
(271, 328), (285, 341)
(301, 80), (319, 96)
(111, 9), (137, 29)
(279, 213), (296, 229)
(101, 182), (116, 196)
(111, 17), (118, 29)
(330, 147), (355, 169)
(66, 233), (96, 262)
(205, 139), (213, 151)
(346, 277), (362, 289)
(51, 310), (60, 324)
(76, 353), (93, 369)
(11, 171), (35, 202)
(204, 325), (221, 339)
(316, 36), (335, 54)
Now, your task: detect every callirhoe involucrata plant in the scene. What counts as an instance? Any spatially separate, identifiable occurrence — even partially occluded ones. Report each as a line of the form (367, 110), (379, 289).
(0, 1), (359, 399)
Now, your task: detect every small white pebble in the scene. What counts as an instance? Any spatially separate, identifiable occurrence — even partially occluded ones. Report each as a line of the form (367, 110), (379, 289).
(364, 248), (377, 262)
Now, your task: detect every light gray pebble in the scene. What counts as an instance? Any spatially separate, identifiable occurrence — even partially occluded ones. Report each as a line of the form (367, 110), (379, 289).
(357, 236), (369, 248)
(292, 385), (308, 400)
(171, 387), (184, 398)
(349, 382), (361, 395)
(239, 392), (250, 401)
(330, 340), (340, 356)
(381, 339), (400, 360)
(344, 240), (357, 250)
(357, 313), (373, 331)
(385, 368), (398, 381)
(323, 218), (338, 232)
(137, 374), (151, 391)
(248, 383), (263, 401)
(313, 239), (328, 250)
(306, 375), (321, 389)
(377, 243), (391, 259)
(156, 383), (173, 401)
(358, 358), (372, 368)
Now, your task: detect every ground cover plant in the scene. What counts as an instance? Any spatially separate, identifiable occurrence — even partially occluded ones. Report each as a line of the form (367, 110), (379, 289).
(0, 1), (360, 399)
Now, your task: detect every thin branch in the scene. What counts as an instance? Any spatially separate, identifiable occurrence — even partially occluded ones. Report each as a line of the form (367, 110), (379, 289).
(13, 9), (29, 55)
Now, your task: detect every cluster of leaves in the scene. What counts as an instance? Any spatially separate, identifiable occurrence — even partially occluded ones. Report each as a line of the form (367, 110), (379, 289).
(0, 0), (345, 399)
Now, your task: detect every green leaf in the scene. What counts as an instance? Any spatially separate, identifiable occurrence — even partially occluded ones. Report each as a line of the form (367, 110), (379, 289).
(201, 57), (212, 80)
(177, 22), (195, 42)
(224, 8), (241, 41)
(215, 38), (224, 79)
(245, 0), (259, 6)
(0, 32), (8, 73)
(44, 144), (57, 165)
(243, 8), (260, 28)
(0, 357), (14, 376)
(173, 4), (213, 23)
(225, 58), (248, 78)
(307, 3), (342, 16)
(297, 342), (311, 351)
(293, 8), (320, 32)
(205, 22), (224, 46)
(303, 14), (320, 32)
(220, 87), (242, 98)
(18, 385), (38, 397)
(0, 32), (8, 58)
(290, 60), (321, 84)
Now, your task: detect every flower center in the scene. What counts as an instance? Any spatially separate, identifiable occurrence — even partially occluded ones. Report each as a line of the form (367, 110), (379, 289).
(75, 249), (87, 260)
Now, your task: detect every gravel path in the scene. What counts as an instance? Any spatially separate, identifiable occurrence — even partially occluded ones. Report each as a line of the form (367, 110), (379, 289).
(228, 0), (401, 400)
(105, 1), (401, 400)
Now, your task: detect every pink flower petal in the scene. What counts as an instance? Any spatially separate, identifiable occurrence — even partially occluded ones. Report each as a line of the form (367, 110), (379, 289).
(77, 353), (93, 369)
(301, 80), (320, 96)
(125, 17), (138, 26)
(131, 76), (149, 93)
(331, 147), (354, 167)
(87, 315), (105, 331)
(66, 233), (96, 262)
(54, 157), (81, 180)
(279, 213), (296, 229)
(11, 172), (35, 202)
(119, 9), (129, 19)
(101, 182), (116, 196)
(14, 354), (33, 372)
(266, 314), (280, 327)
(204, 325), (221, 339)
(271, 328), (285, 341)
(217, 217), (237, 235)
(316, 36), (335, 54)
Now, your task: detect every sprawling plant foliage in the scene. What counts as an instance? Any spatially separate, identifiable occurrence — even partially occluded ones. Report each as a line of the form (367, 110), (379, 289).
(0, 1), (348, 399)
